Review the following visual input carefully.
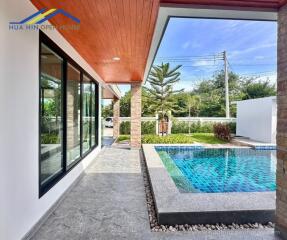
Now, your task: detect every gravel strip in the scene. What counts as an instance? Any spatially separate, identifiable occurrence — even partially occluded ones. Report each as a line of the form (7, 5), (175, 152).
(140, 150), (275, 232)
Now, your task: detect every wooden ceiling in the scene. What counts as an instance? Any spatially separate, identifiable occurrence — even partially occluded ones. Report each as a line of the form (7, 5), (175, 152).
(31, 0), (286, 84)
(31, 0), (159, 84)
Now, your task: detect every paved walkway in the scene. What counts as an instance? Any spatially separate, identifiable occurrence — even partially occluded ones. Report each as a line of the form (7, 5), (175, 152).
(31, 146), (279, 240)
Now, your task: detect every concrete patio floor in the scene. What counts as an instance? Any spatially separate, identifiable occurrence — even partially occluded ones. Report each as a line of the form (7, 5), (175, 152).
(30, 146), (280, 240)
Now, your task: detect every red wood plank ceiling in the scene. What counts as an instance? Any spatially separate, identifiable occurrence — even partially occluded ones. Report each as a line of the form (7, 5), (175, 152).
(31, 0), (287, 84)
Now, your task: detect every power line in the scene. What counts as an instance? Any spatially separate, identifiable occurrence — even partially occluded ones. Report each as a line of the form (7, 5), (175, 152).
(154, 51), (276, 83)
(156, 53), (224, 59)
(239, 71), (276, 77)
(231, 63), (276, 67)
(182, 64), (224, 68)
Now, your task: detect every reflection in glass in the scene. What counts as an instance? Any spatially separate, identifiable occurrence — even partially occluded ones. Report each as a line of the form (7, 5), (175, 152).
(67, 64), (81, 166)
(91, 83), (96, 146)
(40, 43), (63, 185)
(82, 75), (91, 154)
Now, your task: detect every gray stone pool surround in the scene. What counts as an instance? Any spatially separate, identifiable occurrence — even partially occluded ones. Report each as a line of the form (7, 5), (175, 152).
(142, 144), (276, 225)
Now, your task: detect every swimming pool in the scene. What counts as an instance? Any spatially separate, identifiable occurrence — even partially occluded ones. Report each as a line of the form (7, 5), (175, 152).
(155, 147), (276, 193)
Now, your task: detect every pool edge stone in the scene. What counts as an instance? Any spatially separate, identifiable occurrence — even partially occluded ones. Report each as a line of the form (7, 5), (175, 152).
(142, 144), (276, 226)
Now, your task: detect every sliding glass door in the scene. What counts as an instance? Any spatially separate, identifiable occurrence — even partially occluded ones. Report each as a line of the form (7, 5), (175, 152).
(40, 43), (64, 187)
(66, 63), (81, 167)
(39, 32), (99, 197)
(91, 83), (96, 147)
(82, 75), (91, 154)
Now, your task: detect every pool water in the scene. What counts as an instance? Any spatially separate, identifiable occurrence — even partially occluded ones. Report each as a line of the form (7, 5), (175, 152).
(155, 147), (276, 193)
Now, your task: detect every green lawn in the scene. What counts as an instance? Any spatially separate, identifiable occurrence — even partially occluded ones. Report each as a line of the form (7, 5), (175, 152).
(117, 135), (130, 142)
(117, 133), (227, 144)
(191, 133), (227, 144)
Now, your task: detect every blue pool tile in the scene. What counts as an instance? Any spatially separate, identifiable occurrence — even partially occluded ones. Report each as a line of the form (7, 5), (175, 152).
(156, 147), (276, 193)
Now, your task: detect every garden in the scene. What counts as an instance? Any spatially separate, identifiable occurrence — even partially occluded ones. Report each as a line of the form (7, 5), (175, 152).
(103, 62), (275, 145)
(117, 121), (233, 144)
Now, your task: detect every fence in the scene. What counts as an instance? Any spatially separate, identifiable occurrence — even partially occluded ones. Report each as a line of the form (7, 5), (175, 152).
(117, 117), (236, 135)
(174, 117), (236, 123)
(118, 117), (236, 123)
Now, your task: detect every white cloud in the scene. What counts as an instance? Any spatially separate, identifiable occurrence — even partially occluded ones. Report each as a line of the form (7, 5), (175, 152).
(230, 43), (276, 58)
(256, 74), (277, 84)
(254, 56), (265, 60)
(182, 41), (201, 49)
(192, 60), (211, 67)
(173, 81), (196, 91)
(182, 41), (191, 49)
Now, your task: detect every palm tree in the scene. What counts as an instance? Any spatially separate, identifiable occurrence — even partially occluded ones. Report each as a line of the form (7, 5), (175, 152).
(145, 63), (183, 135)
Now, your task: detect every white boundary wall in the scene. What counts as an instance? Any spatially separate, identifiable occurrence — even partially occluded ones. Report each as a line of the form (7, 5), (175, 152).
(119, 117), (236, 123)
(0, 1), (106, 239)
(236, 97), (277, 143)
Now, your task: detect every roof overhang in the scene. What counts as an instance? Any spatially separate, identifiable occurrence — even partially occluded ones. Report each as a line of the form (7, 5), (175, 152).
(30, 0), (285, 84)
(30, 0), (160, 84)
(161, 0), (286, 9)
(102, 85), (121, 100)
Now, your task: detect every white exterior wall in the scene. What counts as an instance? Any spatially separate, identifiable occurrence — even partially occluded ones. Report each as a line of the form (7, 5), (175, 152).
(0, 1), (105, 239)
(236, 97), (277, 143)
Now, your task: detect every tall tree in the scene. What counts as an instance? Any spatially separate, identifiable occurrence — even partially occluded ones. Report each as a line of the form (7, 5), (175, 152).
(241, 79), (276, 100)
(145, 63), (184, 120)
(102, 104), (113, 118)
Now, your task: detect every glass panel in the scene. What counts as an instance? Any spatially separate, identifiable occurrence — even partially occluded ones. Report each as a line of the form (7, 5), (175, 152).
(82, 75), (91, 154)
(95, 84), (99, 146)
(91, 82), (96, 147)
(101, 87), (104, 147)
(40, 43), (63, 185)
(66, 64), (81, 166)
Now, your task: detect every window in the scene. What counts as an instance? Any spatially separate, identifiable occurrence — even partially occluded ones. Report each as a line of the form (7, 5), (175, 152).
(40, 43), (64, 188)
(66, 63), (81, 167)
(91, 82), (96, 147)
(39, 32), (99, 197)
(82, 75), (91, 154)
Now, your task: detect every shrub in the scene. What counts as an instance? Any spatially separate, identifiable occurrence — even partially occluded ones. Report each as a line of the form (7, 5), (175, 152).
(120, 121), (156, 135)
(141, 121), (156, 134)
(198, 122), (214, 133)
(41, 134), (60, 144)
(213, 123), (231, 141)
(228, 122), (236, 134)
(120, 121), (130, 135)
(119, 120), (235, 136)
(171, 121), (189, 133)
(171, 121), (214, 134)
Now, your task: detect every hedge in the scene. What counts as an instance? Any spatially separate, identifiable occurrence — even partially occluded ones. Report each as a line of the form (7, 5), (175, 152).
(120, 121), (156, 135)
(120, 120), (236, 135)
(171, 121), (236, 134)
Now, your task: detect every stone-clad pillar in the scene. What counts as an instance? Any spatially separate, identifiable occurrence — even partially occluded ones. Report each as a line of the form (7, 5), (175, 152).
(131, 83), (142, 149)
(276, 4), (287, 239)
(113, 98), (120, 139)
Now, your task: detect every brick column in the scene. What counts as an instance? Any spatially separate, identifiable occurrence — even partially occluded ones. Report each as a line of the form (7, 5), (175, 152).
(131, 83), (142, 148)
(113, 98), (120, 139)
(276, 4), (287, 239)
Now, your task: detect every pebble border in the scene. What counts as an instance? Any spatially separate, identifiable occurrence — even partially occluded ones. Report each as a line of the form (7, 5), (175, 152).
(139, 150), (275, 232)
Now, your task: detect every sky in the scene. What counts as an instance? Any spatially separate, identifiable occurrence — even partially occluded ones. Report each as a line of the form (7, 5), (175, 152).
(117, 17), (277, 95)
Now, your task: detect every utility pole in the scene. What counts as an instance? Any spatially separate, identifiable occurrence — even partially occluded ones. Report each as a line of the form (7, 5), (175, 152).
(223, 51), (230, 118)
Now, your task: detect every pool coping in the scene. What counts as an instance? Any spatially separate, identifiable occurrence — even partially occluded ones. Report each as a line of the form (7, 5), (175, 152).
(142, 144), (276, 225)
